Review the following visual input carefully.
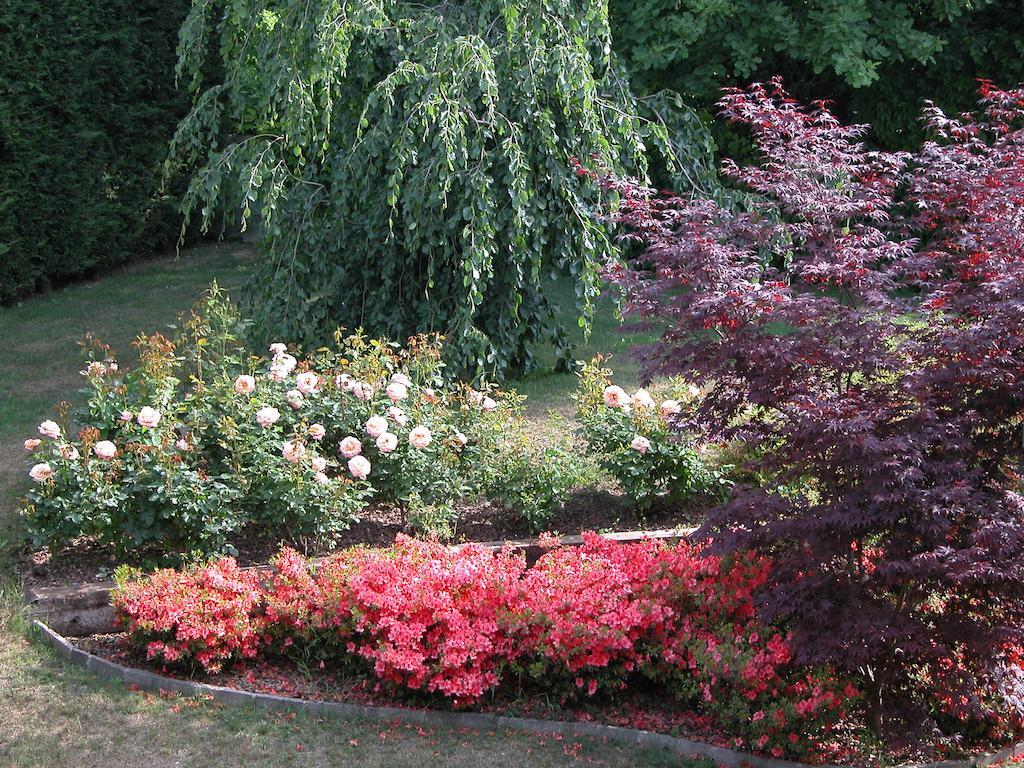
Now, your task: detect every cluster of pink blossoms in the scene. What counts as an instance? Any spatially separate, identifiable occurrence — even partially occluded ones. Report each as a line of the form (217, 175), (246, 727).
(113, 535), (856, 758)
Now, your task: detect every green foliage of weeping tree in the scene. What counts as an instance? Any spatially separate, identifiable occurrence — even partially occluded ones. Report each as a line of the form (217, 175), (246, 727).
(170, 0), (715, 379)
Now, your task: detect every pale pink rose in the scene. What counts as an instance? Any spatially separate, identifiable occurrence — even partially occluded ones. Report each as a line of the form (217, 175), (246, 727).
(108, 362), (118, 373)
(348, 455), (371, 480)
(314, 471), (330, 484)
(422, 387), (437, 400)
(481, 396), (497, 412)
(256, 406), (281, 427)
(409, 426), (432, 449)
(24, 438), (41, 452)
(119, 410), (133, 422)
(630, 435), (651, 454)
(386, 406), (408, 427)
(308, 423), (326, 441)
(286, 389), (304, 410)
(660, 400), (682, 419)
(234, 375), (256, 395)
(311, 456), (328, 472)
(59, 445), (80, 460)
(335, 373), (354, 391)
(136, 406), (161, 428)
(376, 432), (398, 453)
(84, 361), (106, 377)
(633, 388), (656, 410)
(353, 382), (374, 402)
(391, 373), (412, 387)
(339, 436), (363, 458)
(93, 440), (117, 459)
(365, 416), (388, 438)
(268, 365), (287, 383)
(453, 430), (468, 448)
(38, 420), (61, 439)
(269, 343), (288, 356)
(274, 353), (297, 374)
(29, 463), (54, 482)
(175, 438), (189, 451)
(602, 386), (631, 409)
(282, 440), (306, 464)
(386, 381), (408, 403)
(296, 371), (320, 395)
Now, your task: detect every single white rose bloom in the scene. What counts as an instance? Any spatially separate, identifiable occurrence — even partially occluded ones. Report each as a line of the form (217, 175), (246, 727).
(308, 423), (326, 441)
(660, 400), (682, 419)
(391, 372), (412, 387)
(60, 445), (80, 460)
(386, 381), (408, 403)
(481, 396), (497, 412)
(93, 440), (117, 459)
(688, 383), (702, 399)
(409, 426), (432, 449)
(365, 416), (388, 438)
(275, 353), (297, 374)
(348, 455), (371, 480)
(29, 463), (54, 482)
(339, 436), (363, 458)
(633, 388), (656, 410)
(286, 389), (304, 410)
(311, 455), (328, 472)
(282, 440), (306, 464)
(335, 373), (354, 391)
(38, 420), (61, 439)
(630, 435), (651, 454)
(602, 386), (631, 409)
(386, 406), (408, 427)
(136, 406), (161, 428)
(234, 375), (256, 395)
(376, 432), (398, 453)
(255, 406), (281, 427)
(453, 430), (468, 448)
(24, 438), (42, 452)
(296, 371), (320, 395)
(268, 365), (288, 383)
(314, 471), (330, 484)
(269, 342), (288, 356)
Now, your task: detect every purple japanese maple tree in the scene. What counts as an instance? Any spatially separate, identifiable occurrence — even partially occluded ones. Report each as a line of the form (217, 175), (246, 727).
(589, 79), (1024, 734)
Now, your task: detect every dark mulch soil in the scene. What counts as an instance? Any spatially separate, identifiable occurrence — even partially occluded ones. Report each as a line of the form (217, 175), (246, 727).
(70, 633), (1012, 768)
(16, 486), (710, 590)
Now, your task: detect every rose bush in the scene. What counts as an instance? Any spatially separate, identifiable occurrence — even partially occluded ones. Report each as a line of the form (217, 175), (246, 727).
(20, 287), (580, 555)
(574, 359), (729, 511)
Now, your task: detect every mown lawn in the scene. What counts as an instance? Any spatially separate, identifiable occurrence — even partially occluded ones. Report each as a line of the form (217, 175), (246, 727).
(0, 245), (677, 768)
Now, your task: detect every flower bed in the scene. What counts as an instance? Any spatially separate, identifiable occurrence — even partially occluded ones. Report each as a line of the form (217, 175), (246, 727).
(111, 534), (855, 760)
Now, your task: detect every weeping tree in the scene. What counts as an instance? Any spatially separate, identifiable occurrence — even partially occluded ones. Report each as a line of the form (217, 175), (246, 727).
(169, 0), (715, 379)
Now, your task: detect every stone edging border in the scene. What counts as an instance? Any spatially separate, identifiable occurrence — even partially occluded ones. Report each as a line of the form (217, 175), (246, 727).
(32, 619), (1024, 768)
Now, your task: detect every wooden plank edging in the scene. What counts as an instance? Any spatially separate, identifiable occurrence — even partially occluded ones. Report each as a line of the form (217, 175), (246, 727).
(32, 620), (1024, 768)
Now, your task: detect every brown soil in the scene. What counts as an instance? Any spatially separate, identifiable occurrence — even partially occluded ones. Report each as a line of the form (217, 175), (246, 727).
(14, 486), (711, 590)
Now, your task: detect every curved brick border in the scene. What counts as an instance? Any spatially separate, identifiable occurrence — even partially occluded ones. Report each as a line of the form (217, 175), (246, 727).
(33, 619), (1024, 768)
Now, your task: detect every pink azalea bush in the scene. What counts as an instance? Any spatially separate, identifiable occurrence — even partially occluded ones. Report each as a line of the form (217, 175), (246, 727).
(112, 535), (854, 759)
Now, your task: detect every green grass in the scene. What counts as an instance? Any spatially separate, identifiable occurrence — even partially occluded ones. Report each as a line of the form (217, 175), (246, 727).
(0, 244), (680, 767)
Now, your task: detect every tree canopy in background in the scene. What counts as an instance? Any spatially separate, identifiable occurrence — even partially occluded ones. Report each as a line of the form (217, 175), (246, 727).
(170, 0), (716, 380)
(610, 0), (1024, 149)
(0, 1), (188, 303)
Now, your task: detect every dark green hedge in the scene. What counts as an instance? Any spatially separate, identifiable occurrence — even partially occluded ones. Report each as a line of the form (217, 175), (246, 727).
(0, 1), (187, 303)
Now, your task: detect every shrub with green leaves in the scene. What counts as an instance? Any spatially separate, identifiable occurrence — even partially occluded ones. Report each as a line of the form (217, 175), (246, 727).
(0, 0), (188, 302)
(574, 359), (727, 511)
(169, 0), (716, 379)
(20, 286), (587, 554)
